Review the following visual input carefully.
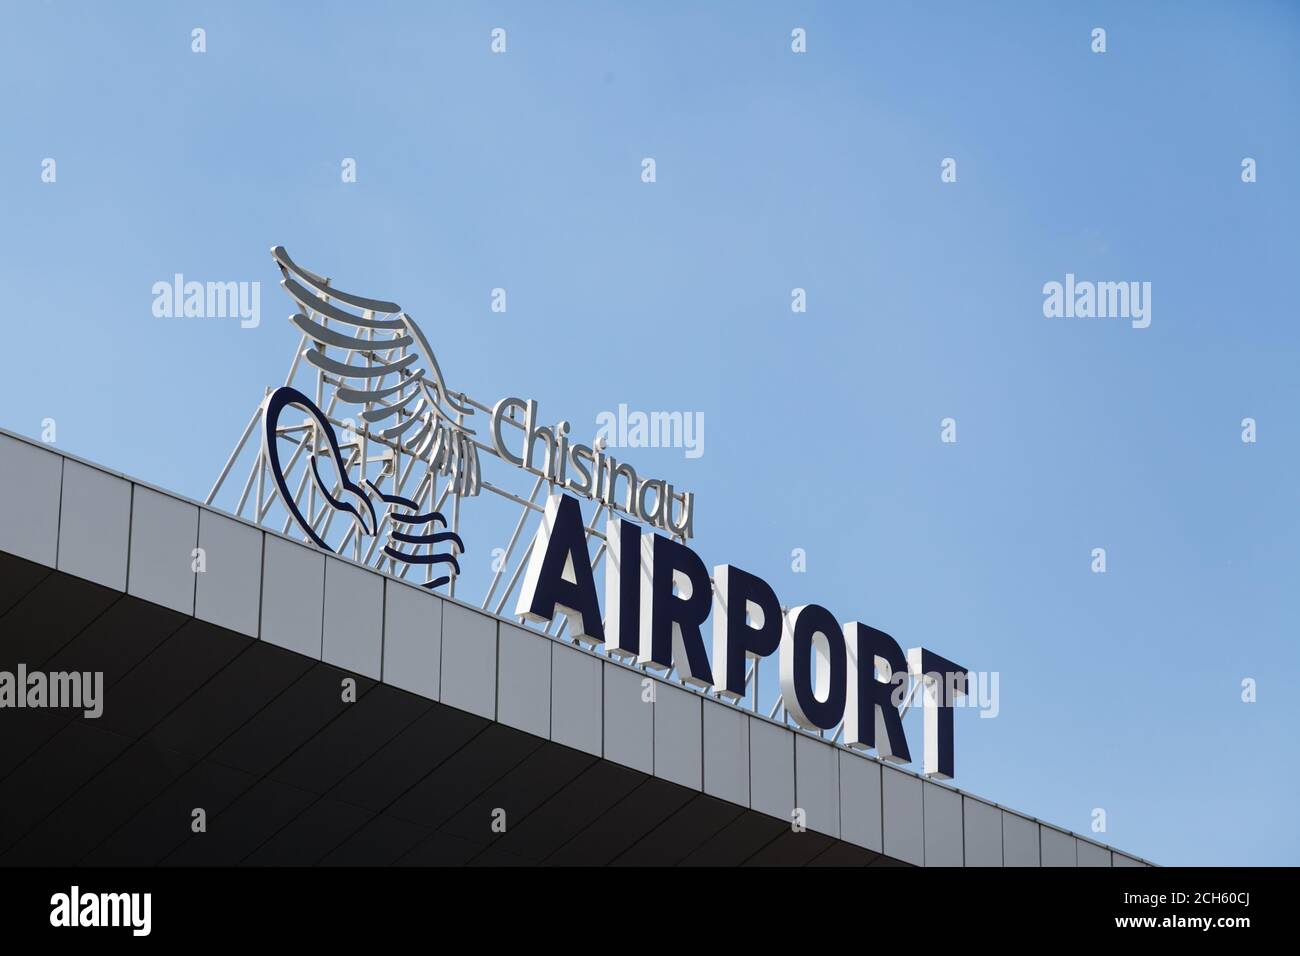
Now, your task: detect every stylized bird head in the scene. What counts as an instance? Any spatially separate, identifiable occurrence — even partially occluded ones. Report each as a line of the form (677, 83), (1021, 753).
(262, 386), (378, 551)
(305, 426), (378, 540)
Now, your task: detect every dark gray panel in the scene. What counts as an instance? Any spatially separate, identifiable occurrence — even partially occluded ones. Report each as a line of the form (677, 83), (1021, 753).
(679, 811), (785, 866)
(328, 704), (488, 813)
(1, 737), (194, 866)
(395, 830), (483, 866)
(82, 759), (256, 866)
(0, 720), (132, 852)
(0, 552), (52, 617)
(270, 683), (431, 796)
(163, 777), (318, 866)
(147, 640), (314, 758)
(545, 776), (695, 865)
(0, 707), (66, 780)
(808, 840), (881, 866)
(319, 813), (433, 867)
(613, 793), (744, 866)
(94, 619), (250, 739)
(744, 828), (834, 866)
(209, 662), (375, 777)
(0, 572), (119, 670)
(438, 741), (596, 848)
(470, 759), (645, 864)
(43, 595), (189, 690)
(386, 722), (543, 832)
(468, 848), (531, 867)
(242, 796), (374, 866)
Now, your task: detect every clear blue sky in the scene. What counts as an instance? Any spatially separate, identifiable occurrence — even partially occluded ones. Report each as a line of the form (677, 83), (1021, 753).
(3, 1), (1297, 865)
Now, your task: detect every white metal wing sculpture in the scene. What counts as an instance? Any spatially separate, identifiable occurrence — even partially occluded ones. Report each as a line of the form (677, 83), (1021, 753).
(251, 247), (480, 589)
(271, 246), (480, 498)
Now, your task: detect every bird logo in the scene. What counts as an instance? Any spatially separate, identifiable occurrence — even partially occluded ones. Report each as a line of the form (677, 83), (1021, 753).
(260, 247), (474, 589)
